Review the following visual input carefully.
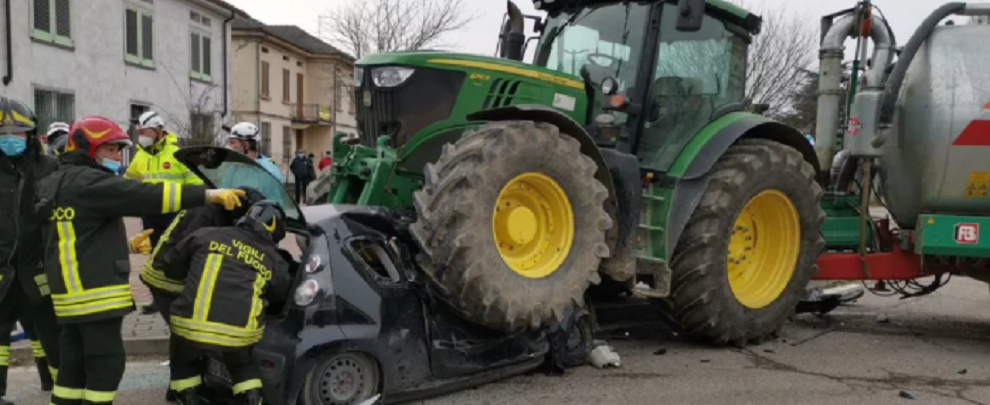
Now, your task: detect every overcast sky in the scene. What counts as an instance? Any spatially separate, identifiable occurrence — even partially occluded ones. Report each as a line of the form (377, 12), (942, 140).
(226, 0), (968, 60)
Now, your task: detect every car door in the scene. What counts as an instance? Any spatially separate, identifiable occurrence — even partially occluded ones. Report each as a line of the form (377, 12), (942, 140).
(173, 146), (307, 232)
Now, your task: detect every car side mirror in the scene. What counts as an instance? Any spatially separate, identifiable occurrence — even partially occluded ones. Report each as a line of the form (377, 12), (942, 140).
(676, 0), (705, 32)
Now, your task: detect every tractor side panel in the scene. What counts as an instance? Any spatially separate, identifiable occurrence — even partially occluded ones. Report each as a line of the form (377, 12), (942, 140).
(599, 149), (643, 281)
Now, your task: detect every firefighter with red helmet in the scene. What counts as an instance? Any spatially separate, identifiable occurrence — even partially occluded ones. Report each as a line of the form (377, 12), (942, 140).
(35, 116), (248, 405)
(0, 96), (61, 405)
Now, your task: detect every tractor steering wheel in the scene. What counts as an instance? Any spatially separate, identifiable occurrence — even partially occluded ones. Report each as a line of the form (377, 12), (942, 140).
(586, 53), (620, 69)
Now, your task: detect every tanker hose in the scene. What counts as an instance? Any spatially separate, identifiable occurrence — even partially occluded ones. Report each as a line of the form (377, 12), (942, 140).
(879, 2), (965, 126)
(858, 159), (873, 279)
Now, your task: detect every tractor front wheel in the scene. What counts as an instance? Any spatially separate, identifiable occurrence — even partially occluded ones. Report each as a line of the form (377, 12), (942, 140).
(410, 120), (612, 332)
(669, 139), (825, 346)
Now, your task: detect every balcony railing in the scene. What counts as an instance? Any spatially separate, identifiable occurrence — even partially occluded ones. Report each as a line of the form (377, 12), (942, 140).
(290, 103), (333, 124)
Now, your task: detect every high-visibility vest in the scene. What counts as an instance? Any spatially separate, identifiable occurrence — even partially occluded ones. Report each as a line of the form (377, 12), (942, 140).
(124, 133), (204, 185)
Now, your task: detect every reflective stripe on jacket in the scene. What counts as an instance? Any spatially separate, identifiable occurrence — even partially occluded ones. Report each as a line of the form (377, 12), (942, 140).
(0, 151), (58, 304)
(37, 151), (208, 324)
(141, 205), (231, 295)
(161, 226), (291, 348)
(124, 133), (203, 185)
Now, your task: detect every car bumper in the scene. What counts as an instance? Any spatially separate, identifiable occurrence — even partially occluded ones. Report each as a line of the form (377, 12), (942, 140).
(203, 323), (303, 405)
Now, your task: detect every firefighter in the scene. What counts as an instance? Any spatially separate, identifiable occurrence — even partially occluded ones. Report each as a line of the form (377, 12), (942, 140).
(19, 313), (55, 391)
(160, 201), (292, 405)
(126, 111), (203, 317)
(140, 187), (266, 402)
(221, 122), (285, 200)
(46, 122), (70, 156)
(224, 122), (283, 182)
(36, 116), (247, 405)
(0, 96), (61, 405)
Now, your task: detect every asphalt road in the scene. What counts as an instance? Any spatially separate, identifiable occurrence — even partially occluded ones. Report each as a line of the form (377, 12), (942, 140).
(9, 278), (990, 405)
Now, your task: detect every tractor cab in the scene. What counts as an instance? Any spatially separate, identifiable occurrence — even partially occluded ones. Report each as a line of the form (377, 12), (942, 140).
(529, 0), (759, 171)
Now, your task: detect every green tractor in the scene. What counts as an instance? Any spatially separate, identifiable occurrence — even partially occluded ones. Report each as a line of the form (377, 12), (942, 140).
(326, 0), (824, 345)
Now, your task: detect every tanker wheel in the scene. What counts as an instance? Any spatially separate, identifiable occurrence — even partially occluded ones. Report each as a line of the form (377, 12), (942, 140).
(410, 120), (612, 331)
(668, 139), (825, 346)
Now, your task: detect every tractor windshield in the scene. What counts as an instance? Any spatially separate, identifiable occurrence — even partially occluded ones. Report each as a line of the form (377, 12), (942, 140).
(538, 3), (650, 108)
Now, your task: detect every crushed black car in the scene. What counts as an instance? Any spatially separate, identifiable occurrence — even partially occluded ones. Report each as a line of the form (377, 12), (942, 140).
(175, 147), (591, 405)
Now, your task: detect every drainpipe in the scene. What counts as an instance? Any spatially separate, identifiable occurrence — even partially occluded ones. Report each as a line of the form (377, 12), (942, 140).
(2, 0), (12, 86)
(221, 10), (235, 117)
(813, 12), (894, 173)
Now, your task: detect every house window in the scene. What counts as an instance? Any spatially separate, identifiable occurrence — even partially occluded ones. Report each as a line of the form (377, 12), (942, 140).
(190, 112), (215, 143)
(348, 92), (355, 115)
(261, 62), (270, 98)
(260, 122), (272, 156)
(335, 74), (343, 112)
(32, 0), (73, 47)
(34, 89), (74, 133)
(191, 31), (212, 81)
(282, 126), (292, 163)
(282, 69), (290, 102)
(125, 6), (154, 67)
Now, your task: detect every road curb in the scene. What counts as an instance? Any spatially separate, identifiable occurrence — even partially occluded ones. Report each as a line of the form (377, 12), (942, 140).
(9, 337), (169, 365)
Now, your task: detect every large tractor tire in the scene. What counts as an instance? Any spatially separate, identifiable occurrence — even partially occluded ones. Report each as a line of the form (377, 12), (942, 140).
(410, 120), (612, 332)
(668, 139), (825, 346)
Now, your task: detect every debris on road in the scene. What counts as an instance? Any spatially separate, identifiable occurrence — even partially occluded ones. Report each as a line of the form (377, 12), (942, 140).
(876, 313), (890, 324)
(958, 369), (968, 375)
(653, 347), (668, 356)
(700, 359), (711, 363)
(898, 391), (915, 400)
(588, 345), (621, 369)
(763, 349), (776, 354)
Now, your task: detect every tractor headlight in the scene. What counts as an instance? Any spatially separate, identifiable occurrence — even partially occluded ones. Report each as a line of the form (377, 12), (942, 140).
(354, 66), (365, 88)
(371, 67), (415, 88)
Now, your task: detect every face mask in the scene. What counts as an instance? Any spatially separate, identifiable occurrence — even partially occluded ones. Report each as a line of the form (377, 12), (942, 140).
(138, 136), (155, 148)
(102, 158), (122, 174)
(0, 135), (27, 157)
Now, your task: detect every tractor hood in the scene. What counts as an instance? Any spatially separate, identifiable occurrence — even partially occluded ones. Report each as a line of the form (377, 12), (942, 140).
(356, 51), (585, 91)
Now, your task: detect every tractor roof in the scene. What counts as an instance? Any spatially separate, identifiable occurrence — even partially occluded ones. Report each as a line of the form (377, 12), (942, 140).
(533, 0), (762, 34)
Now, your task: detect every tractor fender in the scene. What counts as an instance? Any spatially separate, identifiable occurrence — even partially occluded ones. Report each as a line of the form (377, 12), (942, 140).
(467, 105), (632, 263)
(663, 113), (821, 259)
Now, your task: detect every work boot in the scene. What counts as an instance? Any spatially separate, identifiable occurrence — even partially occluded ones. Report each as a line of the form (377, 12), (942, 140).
(237, 389), (263, 405)
(35, 358), (53, 391)
(165, 388), (177, 402)
(175, 389), (204, 405)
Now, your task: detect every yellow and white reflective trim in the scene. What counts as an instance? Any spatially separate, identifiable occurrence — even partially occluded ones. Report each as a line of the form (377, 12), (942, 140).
(169, 375), (203, 391)
(247, 272), (265, 331)
(194, 254), (223, 322)
(140, 266), (184, 293)
(30, 340), (46, 358)
(0, 345), (9, 366)
(53, 385), (83, 400)
(36, 273), (51, 297)
(82, 389), (117, 403)
(170, 316), (263, 348)
(50, 366), (58, 382)
(56, 220), (81, 294)
(162, 182), (183, 213)
(143, 172), (187, 182)
(53, 284), (134, 318)
(232, 378), (262, 395)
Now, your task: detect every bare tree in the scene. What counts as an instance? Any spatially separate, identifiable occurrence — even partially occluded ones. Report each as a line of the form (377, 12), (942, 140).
(318, 0), (476, 59)
(735, 2), (817, 118)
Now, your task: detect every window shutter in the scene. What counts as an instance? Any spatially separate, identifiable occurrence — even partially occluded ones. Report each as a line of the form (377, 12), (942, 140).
(125, 9), (138, 56)
(261, 62), (270, 97)
(282, 69), (290, 101)
(141, 14), (153, 60)
(55, 0), (70, 37)
(202, 36), (211, 76)
(33, 0), (50, 32)
(191, 33), (201, 72)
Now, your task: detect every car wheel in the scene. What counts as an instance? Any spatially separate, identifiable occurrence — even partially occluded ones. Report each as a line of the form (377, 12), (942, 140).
(558, 313), (593, 368)
(302, 352), (380, 405)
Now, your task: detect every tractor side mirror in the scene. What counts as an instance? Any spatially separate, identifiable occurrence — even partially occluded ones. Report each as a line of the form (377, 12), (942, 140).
(676, 0), (706, 32)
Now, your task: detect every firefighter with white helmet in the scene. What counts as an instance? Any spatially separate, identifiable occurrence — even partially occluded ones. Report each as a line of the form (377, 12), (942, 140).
(224, 122), (283, 182)
(45, 122), (70, 156)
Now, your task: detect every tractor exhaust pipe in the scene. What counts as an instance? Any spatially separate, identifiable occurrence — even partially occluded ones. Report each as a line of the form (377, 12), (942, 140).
(499, 1), (526, 61)
(814, 11), (894, 174)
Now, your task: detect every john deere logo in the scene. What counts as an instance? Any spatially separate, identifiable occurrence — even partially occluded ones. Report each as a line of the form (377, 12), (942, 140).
(363, 91), (372, 108)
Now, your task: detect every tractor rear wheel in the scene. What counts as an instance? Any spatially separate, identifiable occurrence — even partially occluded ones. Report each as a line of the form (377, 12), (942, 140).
(410, 120), (612, 331)
(668, 139), (825, 346)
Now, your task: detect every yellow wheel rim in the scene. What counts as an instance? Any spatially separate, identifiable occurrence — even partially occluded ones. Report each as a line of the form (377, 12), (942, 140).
(493, 172), (574, 279)
(727, 190), (801, 309)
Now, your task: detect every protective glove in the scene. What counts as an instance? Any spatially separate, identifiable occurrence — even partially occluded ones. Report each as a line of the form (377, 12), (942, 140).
(129, 229), (154, 255)
(206, 189), (247, 211)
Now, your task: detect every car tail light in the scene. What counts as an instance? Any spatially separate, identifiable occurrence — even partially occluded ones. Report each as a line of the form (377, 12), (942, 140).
(294, 279), (320, 306)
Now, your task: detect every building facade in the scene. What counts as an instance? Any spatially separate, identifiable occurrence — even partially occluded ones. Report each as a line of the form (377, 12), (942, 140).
(231, 18), (356, 179)
(0, 0), (244, 163)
